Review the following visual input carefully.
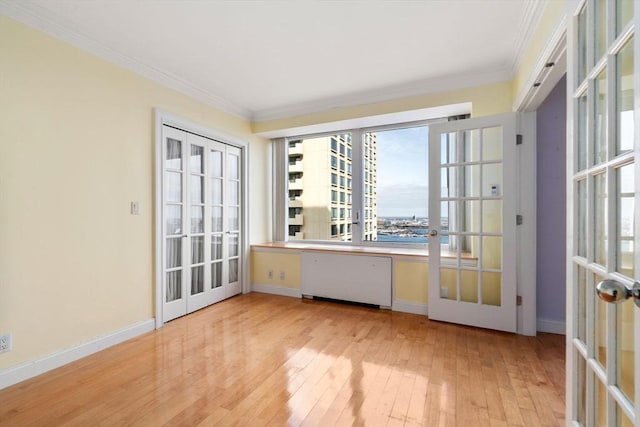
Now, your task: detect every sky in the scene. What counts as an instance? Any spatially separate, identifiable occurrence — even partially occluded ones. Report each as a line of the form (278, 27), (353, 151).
(374, 126), (429, 218)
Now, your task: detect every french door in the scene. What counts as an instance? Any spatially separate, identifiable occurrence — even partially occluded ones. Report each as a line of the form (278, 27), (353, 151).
(162, 125), (242, 323)
(567, 0), (640, 425)
(427, 114), (518, 332)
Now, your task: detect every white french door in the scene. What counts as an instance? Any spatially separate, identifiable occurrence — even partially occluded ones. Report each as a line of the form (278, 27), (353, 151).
(427, 114), (518, 332)
(162, 125), (242, 323)
(567, 0), (639, 426)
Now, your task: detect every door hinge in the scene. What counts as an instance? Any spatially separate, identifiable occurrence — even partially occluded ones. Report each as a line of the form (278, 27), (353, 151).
(516, 134), (523, 145)
(516, 295), (523, 306)
(516, 214), (523, 225)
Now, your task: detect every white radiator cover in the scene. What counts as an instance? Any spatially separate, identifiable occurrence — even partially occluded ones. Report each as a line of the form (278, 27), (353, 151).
(301, 251), (392, 306)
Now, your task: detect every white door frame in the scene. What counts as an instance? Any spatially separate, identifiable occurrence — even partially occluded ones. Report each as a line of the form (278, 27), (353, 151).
(154, 109), (250, 329)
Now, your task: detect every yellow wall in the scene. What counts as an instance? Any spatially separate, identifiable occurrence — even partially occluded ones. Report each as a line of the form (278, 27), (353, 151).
(0, 16), (269, 370)
(394, 260), (428, 304)
(251, 250), (301, 288)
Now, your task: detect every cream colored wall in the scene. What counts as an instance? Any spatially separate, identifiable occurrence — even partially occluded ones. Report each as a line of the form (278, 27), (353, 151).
(0, 16), (269, 370)
(253, 80), (513, 134)
(394, 261), (428, 304)
(251, 250), (301, 288)
(512, 0), (568, 102)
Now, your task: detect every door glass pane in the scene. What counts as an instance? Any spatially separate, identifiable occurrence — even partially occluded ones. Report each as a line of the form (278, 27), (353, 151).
(228, 181), (239, 205)
(595, 274), (608, 368)
(441, 132), (457, 164)
(166, 205), (182, 235)
(617, 0), (634, 35)
(463, 165), (480, 197)
(212, 207), (223, 232)
(595, 69), (608, 164)
(441, 167), (458, 197)
(577, 179), (588, 257)
(191, 206), (204, 233)
(191, 175), (203, 204)
(166, 138), (182, 170)
(578, 265), (587, 342)
(577, 354), (587, 426)
(481, 127), (502, 161)
(229, 234), (239, 257)
(460, 270), (478, 303)
(463, 129), (479, 162)
(617, 404), (633, 427)
(211, 234), (222, 260)
(166, 271), (181, 302)
(191, 236), (203, 264)
(190, 145), (203, 174)
(596, 377), (608, 426)
(617, 40), (634, 155)
(482, 164), (502, 197)
(482, 236), (501, 270)
(442, 201), (457, 236)
(440, 268), (457, 300)
(595, 0), (607, 62)
(577, 95), (588, 171)
(229, 207), (239, 231)
(618, 164), (635, 276)
(166, 238), (182, 268)
(229, 259), (239, 283)
(482, 200), (502, 233)
(166, 172), (182, 203)
(595, 173), (608, 266)
(617, 293), (635, 401)
(210, 150), (222, 177)
(211, 178), (222, 205)
(211, 262), (222, 288)
(481, 271), (501, 306)
(461, 201), (480, 233)
(191, 265), (204, 295)
(228, 154), (239, 180)
(577, 6), (587, 84)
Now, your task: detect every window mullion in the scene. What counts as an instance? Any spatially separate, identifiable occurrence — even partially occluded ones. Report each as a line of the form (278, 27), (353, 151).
(351, 129), (364, 245)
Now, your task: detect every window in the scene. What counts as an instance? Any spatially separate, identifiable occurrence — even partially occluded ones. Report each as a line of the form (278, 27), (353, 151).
(280, 123), (437, 245)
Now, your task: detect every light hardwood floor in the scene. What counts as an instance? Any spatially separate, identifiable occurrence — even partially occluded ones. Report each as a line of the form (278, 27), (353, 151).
(0, 293), (565, 426)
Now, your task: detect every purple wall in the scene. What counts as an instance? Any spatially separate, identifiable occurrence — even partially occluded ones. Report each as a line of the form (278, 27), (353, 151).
(536, 75), (567, 324)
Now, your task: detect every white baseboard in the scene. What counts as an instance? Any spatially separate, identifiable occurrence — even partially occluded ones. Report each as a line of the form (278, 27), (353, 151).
(393, 300), (428, 316)
(0, 318), (155, 390)
(537, 318), (566, 335)
(251, 283), (302, 298)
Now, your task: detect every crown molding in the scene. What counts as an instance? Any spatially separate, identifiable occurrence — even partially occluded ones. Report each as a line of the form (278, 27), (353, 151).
(509, 0), (549, 75)
(0, 0), (252, 120)
(251, 67), (512, 123)
(512, 13), (567, 112)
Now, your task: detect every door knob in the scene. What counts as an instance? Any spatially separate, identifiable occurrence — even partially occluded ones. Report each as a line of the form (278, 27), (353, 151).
(428, 229), (438, 237)
(596, 279), (640, 307)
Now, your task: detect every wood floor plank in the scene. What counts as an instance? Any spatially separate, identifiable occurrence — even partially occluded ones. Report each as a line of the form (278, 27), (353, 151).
(0, 293), (565, 427)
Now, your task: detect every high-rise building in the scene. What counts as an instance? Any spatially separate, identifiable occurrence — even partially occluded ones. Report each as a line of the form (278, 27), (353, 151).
(287, 133), (377, 241)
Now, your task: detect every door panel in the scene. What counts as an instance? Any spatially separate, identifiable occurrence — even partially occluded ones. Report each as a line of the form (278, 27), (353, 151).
(428, 114), (517, 332)
(567, 0), (639, 425)
(161, 126), (243, 322)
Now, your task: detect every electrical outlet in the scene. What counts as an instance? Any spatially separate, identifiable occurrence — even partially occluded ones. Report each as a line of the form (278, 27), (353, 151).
(268, 269), (273, 279)
(0, 333), (12, 353)
(279, 271), (285, 280)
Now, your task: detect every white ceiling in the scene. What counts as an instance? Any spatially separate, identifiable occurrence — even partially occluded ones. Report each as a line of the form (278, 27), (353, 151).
(1, 0), (546, 121)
